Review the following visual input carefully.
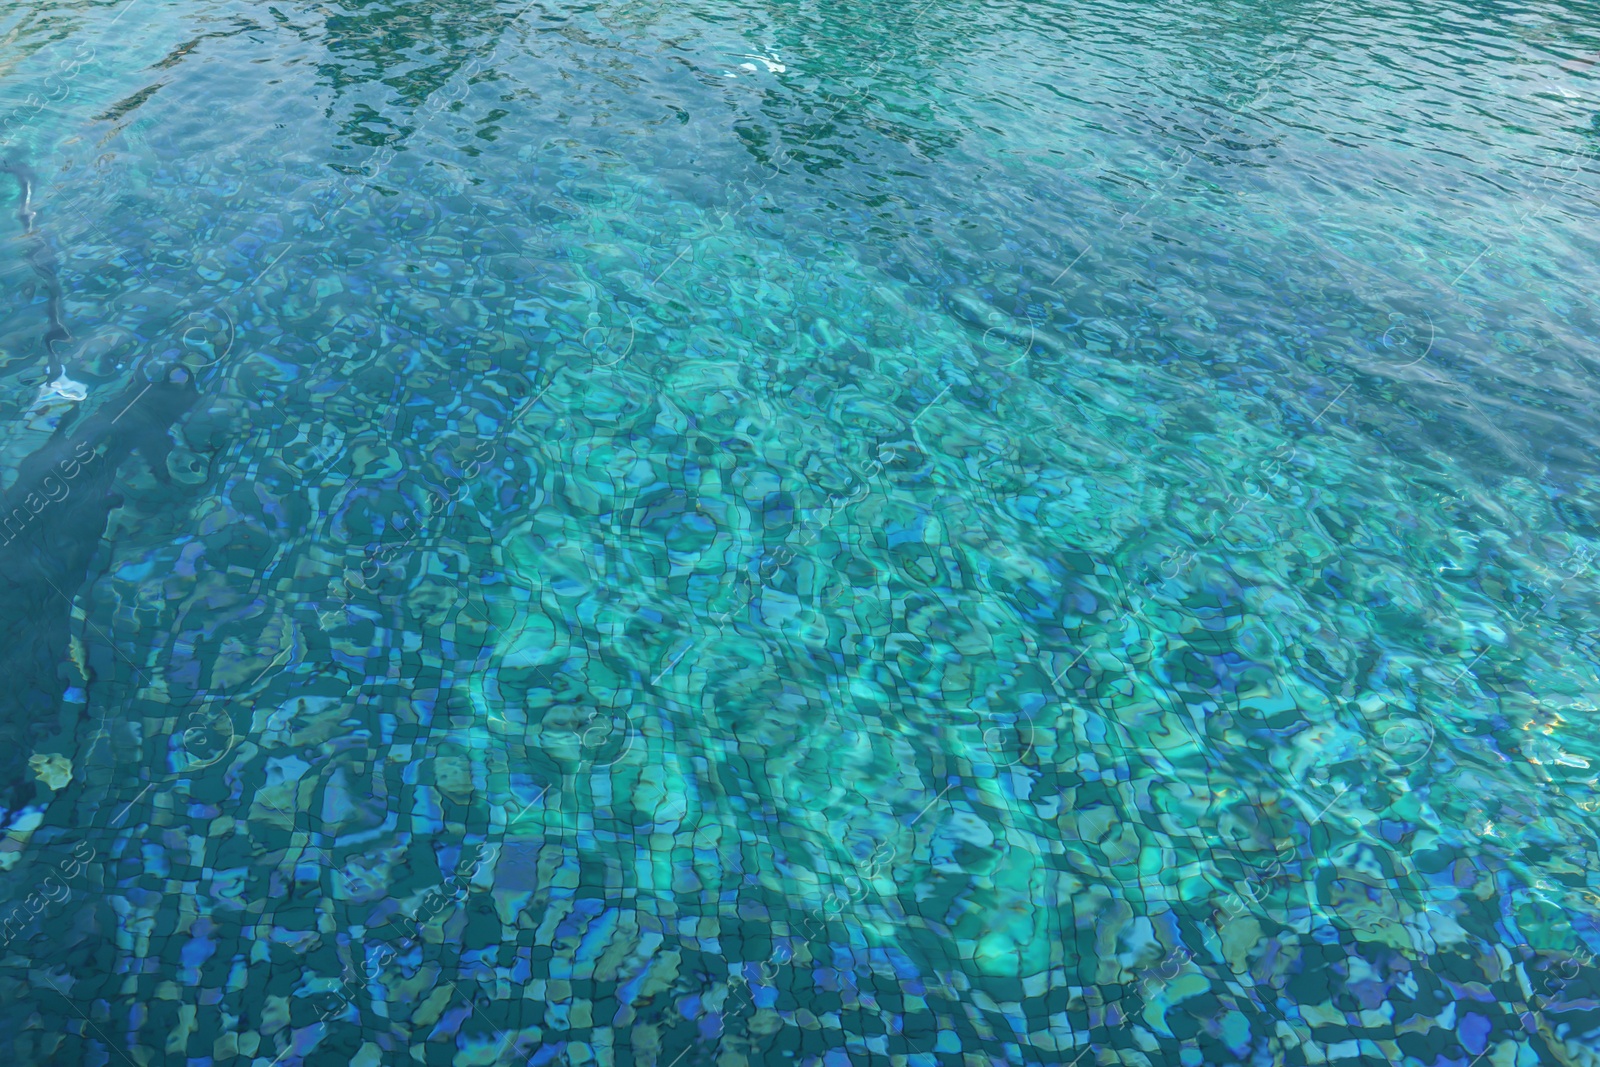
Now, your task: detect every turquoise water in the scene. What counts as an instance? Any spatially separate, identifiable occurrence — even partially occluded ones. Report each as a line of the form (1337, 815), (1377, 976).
(2, 0), (1600, 1063)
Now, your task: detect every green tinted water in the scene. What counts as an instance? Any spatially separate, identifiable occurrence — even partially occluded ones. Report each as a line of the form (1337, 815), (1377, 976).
(1, 0), (1599, 1065)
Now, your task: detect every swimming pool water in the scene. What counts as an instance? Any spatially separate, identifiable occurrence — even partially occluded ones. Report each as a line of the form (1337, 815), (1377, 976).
(2, 0), (1600, 1064)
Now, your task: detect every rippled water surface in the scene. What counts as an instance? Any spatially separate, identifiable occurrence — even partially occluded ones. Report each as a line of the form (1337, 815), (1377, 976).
(3, 0), (1600, 1064)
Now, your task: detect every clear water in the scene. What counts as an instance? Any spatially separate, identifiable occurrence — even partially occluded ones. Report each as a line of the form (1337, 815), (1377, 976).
(2, 0), (1600, 1064)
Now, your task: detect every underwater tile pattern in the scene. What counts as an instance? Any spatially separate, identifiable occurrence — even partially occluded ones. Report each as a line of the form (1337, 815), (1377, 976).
(2, 0), (1600, 1064)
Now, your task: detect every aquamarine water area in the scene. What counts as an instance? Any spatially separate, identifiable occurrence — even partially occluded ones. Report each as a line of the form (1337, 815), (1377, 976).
(2, 0), (1600, 1064)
